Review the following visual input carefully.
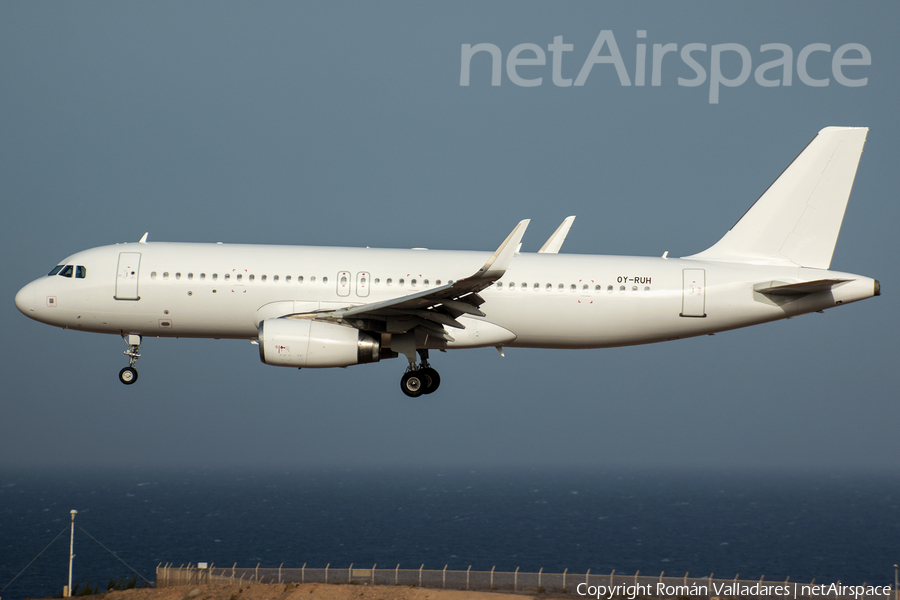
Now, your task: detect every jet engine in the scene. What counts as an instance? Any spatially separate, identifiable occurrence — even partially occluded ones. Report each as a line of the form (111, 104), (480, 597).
(258, 318), (380, 368)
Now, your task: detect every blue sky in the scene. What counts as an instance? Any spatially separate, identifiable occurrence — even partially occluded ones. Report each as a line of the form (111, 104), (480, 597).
(2, 1), (898, 471)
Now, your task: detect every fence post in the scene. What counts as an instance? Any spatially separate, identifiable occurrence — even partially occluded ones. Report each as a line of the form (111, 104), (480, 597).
(539, 567), (543, 590)
(302, 563), (306, 584)
(279, 563), (283, 584)
(611, 569), (615, 589)
(586, 569), (590, 588)
(419, 565), (424, 588)
(491, 566), (495, 591)
(660, 571), (664, 584)
(255, 563), (259, 583)
(232, 563), (236, 583)
(684, 572), (688, 588)
(443, 565), (448, 589)
(634, 570), (639, 587)
(372, 564), (377, 586)
(325, 563), (330, 584)
(467, 566), (471, 591)
(395, 565), (399, 586)
(563, 568), (567, 591)
(515, 567), (520, 592)
(349, 564), (353, 584)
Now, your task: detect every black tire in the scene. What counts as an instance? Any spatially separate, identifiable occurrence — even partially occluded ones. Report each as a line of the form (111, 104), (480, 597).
(119, 367), (138, 385)
(400, 371), (424, 397)
(419, 367), (441, 394)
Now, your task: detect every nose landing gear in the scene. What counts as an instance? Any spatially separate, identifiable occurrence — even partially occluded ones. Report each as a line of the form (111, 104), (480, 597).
(118, 334), (142, 385)
(399, 349), (441, 398)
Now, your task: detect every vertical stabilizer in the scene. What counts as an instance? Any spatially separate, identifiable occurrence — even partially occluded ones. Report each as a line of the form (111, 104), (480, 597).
(686, 127), (868, 268)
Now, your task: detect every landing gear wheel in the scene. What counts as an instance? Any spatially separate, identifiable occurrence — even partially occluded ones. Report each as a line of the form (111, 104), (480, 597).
(119, 366), (138, 385)
(400, 371), (424, 398)
(419, 367), (441, 394)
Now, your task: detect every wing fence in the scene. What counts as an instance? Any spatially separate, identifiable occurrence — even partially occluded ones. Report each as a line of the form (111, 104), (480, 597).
(155, 563), (896, 600)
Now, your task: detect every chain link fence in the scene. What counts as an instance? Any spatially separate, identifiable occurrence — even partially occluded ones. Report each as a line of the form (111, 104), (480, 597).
(156, 563), (896, 600)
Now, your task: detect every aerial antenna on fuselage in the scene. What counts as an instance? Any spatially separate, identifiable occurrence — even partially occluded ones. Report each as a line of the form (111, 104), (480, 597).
(139, 232), (148, 244)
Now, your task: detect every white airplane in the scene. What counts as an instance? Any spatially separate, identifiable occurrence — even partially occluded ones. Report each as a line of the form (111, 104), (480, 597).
(15, 127), (879, 397)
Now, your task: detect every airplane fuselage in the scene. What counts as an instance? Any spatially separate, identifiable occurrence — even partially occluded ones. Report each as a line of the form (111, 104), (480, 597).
(15, 241), (878, 350)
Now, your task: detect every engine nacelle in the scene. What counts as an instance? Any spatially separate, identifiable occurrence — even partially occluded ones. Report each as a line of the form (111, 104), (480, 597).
(258, 318), (380, 368)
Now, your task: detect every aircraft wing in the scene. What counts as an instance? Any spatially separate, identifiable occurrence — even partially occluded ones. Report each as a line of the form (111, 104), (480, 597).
(298, 220), (530, 340)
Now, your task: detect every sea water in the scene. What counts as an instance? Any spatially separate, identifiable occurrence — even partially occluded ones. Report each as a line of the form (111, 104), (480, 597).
(1, 468), (898, 600)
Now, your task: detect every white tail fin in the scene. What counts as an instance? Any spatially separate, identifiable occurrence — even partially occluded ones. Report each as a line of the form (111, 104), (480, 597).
(687, 126), (868, 269)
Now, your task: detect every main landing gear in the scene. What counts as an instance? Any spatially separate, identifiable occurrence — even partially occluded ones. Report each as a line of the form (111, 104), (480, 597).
(400, 349), (441, 398)
(118, 334), (142, 385)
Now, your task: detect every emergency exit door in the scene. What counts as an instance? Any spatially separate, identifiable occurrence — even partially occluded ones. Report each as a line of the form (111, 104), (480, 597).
(680, 268), (706, 317)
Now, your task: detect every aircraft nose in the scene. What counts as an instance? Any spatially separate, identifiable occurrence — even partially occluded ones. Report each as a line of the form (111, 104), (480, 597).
(15, 281), (37, 316)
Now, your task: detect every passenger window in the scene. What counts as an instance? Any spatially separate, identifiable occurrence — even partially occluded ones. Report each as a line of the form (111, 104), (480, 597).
(423, 279), (429, 286)
(435, 280), (441, 285)
(399, 278), (405, 286)
(632, 285), (638, 292)
(48, 265), (64, 276)
(496, 282), (502, 289)
(224, 273), (230, 281)
(411, 279), (417, 286)
(509, 282), (515, 289)
(151, 271), (157, 279)
(249, 275), (255, 282)
(387, 278), (393, 286)
(261, 275), (266, 282)
(619, 285), (625, 293)
(175, 273), (181, 280)
(644, 286), (651, 292)
(545, 283), (552, 291)
(212, 273), (218, 281)
(595, 285), (601, 291)
(297, 276), (303, 283)
(273, 275), (278, 282)
(570, 284), (576, 292)
(286, 276), (292, 282)
(310, 276), (315, 283)
(341, 276), (348, 285)
(163, 272), (169, 280)
(558, 284), (564, 291)
(236, 274), (242, 281)
(374, 278), (380, 285)
(522, 282), (528, 290)
(200, 273), (206, 280)
(607, 285), (613, 293)
(187, 273), (193, 280)
(75, 266), (87, 279)
(583, 284), (588, 291)
(533, 283), (539, 291)
(322, 276), (328, 284)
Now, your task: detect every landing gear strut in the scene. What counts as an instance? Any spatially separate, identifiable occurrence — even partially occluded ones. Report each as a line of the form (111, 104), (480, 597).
(399, 349), (441, 397)
(119, 334), (141, 385)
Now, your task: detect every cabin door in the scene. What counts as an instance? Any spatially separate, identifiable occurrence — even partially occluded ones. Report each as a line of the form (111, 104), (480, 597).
(115, 252), (141, 300)
(680, 268), (706, 317)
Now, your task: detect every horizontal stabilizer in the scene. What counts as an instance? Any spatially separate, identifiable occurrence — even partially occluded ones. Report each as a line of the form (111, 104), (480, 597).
(688, 127), (868, 268)
(754, 278), (849, 296)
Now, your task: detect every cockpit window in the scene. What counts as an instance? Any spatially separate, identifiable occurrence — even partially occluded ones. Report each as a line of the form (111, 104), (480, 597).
(75, 266), (87, 279)
(59, 265), (74, 278)
(48, 265), (64, 276)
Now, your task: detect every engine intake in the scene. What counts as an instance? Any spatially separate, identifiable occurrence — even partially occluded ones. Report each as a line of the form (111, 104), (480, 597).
(258, 319), (380, 368)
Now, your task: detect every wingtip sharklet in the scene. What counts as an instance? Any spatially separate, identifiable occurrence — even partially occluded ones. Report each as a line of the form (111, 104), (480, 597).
(475, 219), (530, 280)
